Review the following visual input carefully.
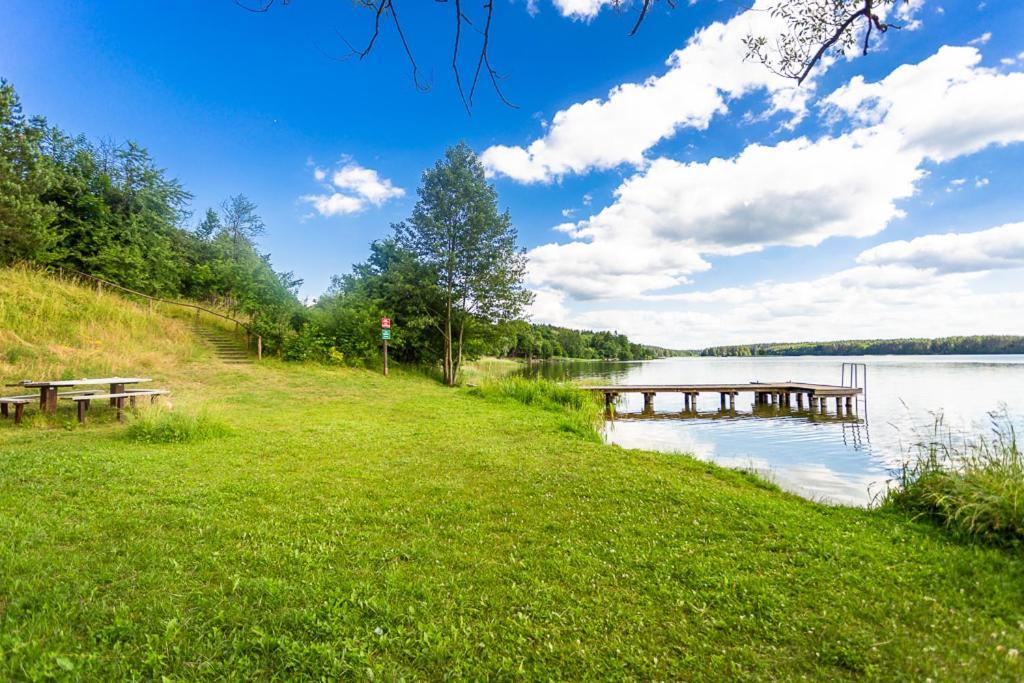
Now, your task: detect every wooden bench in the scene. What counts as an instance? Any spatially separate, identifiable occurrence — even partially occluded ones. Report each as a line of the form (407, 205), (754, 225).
(64, 390), (170, 423)
(0, 398), (31, 425)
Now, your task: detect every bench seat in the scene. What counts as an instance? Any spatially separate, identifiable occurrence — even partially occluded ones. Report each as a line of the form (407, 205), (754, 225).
(63, 389), (170, 423)
(0, 397), (31, 425)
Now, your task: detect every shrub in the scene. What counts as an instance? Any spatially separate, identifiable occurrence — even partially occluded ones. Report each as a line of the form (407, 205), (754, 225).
(124, 410), (231, 444)
(884, 411), (1024, 547)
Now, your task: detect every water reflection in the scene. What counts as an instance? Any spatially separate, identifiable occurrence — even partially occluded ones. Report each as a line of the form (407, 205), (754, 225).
(522, 356), (1024, 507)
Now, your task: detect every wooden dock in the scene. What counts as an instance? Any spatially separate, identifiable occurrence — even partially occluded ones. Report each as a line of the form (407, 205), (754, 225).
(583, 382), (863, 415)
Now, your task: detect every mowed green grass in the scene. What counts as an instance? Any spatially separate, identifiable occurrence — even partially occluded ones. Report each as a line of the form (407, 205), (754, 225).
(1, 360), (1023, 680)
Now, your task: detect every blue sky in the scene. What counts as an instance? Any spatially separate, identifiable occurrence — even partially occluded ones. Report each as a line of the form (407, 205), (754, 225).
(3, 0), (1023, 347)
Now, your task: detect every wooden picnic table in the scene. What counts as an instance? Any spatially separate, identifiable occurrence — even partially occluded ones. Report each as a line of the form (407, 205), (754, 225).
(21, 377), (152, 414)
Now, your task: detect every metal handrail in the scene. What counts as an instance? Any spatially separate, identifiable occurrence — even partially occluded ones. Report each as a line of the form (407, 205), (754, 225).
(841, 362), (868, 418)
(52, 266), (262, 360)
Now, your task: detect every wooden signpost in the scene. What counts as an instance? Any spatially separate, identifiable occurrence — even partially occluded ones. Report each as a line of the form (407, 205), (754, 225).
(381, 317), (391, 376)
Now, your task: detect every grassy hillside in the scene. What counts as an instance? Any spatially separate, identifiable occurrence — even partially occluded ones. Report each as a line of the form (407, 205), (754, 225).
(1, 270), (1023, 680)
(0, 266), (212, 382)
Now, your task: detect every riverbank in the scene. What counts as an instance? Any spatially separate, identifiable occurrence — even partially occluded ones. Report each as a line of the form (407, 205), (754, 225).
(2, 360), (1023, 678)
(1, 271), (1022, 678)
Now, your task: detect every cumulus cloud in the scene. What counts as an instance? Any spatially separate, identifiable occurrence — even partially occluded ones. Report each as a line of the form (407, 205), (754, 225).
(553, 265), (1021, 348)
(482, 0), (812, 183)
(825, 46), (1024, 163)
(301, 159), (405, 217)
(550, 0), (615, 19)
(857, 222), (1024, 274)
(527, 46), (1024, 300)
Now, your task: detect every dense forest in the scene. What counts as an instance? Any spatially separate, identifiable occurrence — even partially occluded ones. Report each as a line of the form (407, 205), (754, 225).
(700, 336), (1024, 356)
(503, 324), (682, 361)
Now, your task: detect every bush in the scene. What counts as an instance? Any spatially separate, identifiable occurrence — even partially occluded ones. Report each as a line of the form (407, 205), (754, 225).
(124, 410), (231, 444)
(884, 412), (1024, 547)
(470, 377), (604, 442)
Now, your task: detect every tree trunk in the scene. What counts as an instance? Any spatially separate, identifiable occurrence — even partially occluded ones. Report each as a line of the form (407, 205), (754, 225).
(454, 318), (466, 384)
(444, 297), (454, 386)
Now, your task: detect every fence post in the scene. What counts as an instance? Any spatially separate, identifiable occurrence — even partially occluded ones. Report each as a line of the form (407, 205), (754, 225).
(257, 336), (263, 361)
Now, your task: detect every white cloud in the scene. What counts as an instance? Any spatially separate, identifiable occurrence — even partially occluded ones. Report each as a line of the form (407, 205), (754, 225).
(551, 265), (1022, 349)
(481, 0), (812, 183)
(528, 46), (1024, 300)
(301, 159), (404, 218)
(304, 193), (364, 217)
(968, 31), (992, 46)
(975, 177), (990, 188)
(550, 0), (615, 19)
(857, 222), (1024, 274)
(825, 46), (1024, 163)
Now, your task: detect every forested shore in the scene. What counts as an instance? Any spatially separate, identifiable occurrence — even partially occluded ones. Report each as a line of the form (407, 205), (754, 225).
(700, 336), (1024, 356)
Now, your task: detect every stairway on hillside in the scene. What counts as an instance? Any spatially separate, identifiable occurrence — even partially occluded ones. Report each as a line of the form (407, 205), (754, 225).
(192, 323), (254, 365)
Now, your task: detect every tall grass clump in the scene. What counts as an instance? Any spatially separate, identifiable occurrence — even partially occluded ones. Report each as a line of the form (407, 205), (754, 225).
(470, 377), (604, 442)
(124, 409), (231, 444)
(884, 411), (1024, 547)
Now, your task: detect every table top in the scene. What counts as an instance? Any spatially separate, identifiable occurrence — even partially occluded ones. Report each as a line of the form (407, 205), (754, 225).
(22, 377), (152, 388)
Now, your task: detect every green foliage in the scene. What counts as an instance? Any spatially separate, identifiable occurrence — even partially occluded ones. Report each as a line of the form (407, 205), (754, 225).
(500, 321), (675, 361)
(702, 336), (1024, 356)
(0, 80), (57, 264)
(470, 376), (604, 442)
(884, 413), (1024, 546)
(0, 80), (302, 354)
(124, 409), (231, 444)
(395, 142), (533, 385)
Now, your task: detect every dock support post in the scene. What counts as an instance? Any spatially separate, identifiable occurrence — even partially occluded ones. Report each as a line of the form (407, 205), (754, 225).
(691, 392), (699, 412)
(846, 396), (853, 413)
(720, 393), (727, 410)
(643, 392), (654, 413)
(808, 395), (816, 412)
(796, 393), (804, 410)
(770, 392), (778, 407)
(729, 392), (736, 410)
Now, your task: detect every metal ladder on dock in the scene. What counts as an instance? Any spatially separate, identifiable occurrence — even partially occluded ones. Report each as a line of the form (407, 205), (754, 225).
(841, 362), (868, 420)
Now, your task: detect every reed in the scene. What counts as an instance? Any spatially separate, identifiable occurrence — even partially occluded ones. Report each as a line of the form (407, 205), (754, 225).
(884, 411), (1024, 546)
(470, 376), (604, 442)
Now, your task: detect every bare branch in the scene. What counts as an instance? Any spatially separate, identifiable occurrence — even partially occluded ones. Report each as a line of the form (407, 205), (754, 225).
(469, 0), (518, 109)
(453, 0), (471, 114)
(796, 5), (868, 84)
(629, 0), (654, 36)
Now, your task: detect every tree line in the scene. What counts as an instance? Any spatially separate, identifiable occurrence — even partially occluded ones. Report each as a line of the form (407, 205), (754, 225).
(1, 80), (666, 380)
(0, 80), (304, 350)
(700, 337), (1024, 357)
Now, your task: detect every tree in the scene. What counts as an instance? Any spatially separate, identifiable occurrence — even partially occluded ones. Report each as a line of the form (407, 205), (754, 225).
(195, 207), (221, 240)
(240, 0), (911, 110)
(0, 80), (56, 265)
(395, 142), (532, 386)
(219, 194), (265, 263)
(745, 0), (909, 84)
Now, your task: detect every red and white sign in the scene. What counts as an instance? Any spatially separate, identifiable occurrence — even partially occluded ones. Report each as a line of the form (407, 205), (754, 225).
(381, 317), (391, 329)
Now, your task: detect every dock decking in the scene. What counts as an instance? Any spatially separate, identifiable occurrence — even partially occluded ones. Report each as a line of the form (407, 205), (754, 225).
(583, 382), (862, 415)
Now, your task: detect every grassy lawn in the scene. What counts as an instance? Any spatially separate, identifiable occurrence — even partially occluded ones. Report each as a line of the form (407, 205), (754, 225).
(1, 270), (1023, 679)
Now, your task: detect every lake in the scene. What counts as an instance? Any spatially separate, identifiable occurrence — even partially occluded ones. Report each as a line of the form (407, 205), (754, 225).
(523, 355), (1024, 506)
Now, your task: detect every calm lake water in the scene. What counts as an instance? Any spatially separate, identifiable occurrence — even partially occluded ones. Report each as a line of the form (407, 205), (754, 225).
(523, 356), (1024, 506)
